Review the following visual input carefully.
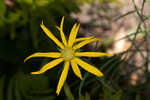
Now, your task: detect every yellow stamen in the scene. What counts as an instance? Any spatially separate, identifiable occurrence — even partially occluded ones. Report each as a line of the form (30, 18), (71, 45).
(61, 47), (74, 61)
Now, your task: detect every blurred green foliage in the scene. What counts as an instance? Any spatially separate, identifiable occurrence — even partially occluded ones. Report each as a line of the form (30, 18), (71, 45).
(0, 0), (79, 63)
(78, 0), (121, 5)
(0, 0), (149, 100)
(0, 0), (79, 99)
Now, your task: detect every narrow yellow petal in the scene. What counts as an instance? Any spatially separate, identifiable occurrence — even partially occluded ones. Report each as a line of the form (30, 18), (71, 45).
(56, 16), (67, 46)
(73, 38), (101, 50)
(74, 57), (103, 77)
(24, 52), (61, 62)
(68, 24), (80, 47)
(68, 23), (77, 47)
(56, 61), (70, 95)
(40, 21), (64, 49)
(31, 58), (64, 74)
(75, 36), (94, 42)
(75, 52), (112, 57)
(71, 59), (82, 80)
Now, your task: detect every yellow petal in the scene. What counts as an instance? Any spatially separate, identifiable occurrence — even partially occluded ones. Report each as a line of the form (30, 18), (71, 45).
(74, 57), (103, 77)
(24, 52), (61, 62)
(75, 52), (112, 57)
(40, 21), (64, 49)
(68, 24), (80, 47)
(75, 36), (94, 42)
(71, 59), (82, 80)
(68, 23), (77, 47)
(56, 61), (70, 95)
(73, 38), (101, 50)
(56, 16), (67, 46)
(31, 58), (64, 74)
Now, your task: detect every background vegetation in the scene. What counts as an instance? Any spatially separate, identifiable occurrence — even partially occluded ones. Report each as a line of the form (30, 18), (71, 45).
(0, 0), (150, 100)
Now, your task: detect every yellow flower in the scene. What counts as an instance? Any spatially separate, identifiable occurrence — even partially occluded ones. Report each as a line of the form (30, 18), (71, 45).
(24, 16), (112, 95)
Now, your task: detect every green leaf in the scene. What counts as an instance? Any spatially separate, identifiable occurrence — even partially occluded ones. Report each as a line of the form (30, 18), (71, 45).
(101, 55), (120, 71)
(0, 0), (6, 16)
(136, 93), (141, 100)
(35, 0), (54, 6)
(79, 73), (89, 97)
(15, 78), (22, 100)
(85, 92), (91, 100)
(78, 95), (85, 100)
(30, 18), (39, 48)
(15, 72), (55, 100)
(10, 24), (16, 40)
(64, 83), (75, 100)
(23, 0), (33, 5)
(96, 77), (116, 93)
(0, 19), (4, 27)
(7, 76), (14, 100)
(0, 72), (54, 100)
(7, 11), (21, 24)
(0, 75), (5, 100)
(103, 86), (112, 100)
(99, 0), (121, 3)
(112, 90), (122, 100)
(85, 0), (92, 4)
(17, 0), (33, 5)
(0, 40), (23, 63)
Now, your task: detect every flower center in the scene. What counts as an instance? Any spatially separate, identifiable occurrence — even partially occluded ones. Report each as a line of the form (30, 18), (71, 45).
(61, 47), (74, 61)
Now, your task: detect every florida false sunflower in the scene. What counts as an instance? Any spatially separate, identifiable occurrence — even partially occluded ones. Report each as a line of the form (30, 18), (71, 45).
(24, 16), (112, 95)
